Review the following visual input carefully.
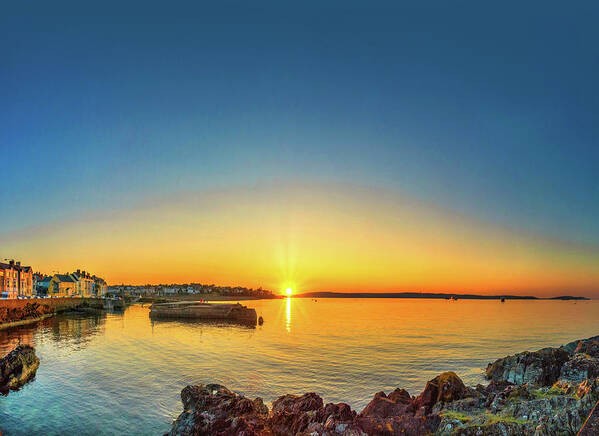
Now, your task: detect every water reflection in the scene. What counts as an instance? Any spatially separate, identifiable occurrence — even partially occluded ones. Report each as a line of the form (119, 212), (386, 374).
(0, 300), (598, 436)
(51, 314), (105, 338)
(150, 317), (257, 329)
(0, 323), (37, 351)
(0, 312), (106, 355)
(286, 297), (291, 332)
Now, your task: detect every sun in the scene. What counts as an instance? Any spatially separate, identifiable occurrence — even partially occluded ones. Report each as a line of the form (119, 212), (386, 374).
(285, 287), (293, 296)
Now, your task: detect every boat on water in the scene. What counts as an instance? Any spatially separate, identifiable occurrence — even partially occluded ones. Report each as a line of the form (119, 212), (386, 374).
(149, 301), (257, 324)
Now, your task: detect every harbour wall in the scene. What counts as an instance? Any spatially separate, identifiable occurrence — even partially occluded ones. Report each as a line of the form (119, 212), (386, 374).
(0, 298), (90, 329)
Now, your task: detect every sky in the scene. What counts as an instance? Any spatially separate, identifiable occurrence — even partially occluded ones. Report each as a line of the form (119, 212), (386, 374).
(1, 1), (598, 296)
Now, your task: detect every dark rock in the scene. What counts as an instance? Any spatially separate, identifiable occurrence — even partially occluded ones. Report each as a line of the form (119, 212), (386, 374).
(269, 392), (323, 435)
(563, 335), (599, 357)
(271, 392), (323, 415)
(579, 400), (599, 435)
(170, 385), (364, 436)
(359, 391), (412, 418)
(478, 379), (514, 397)
(486, 347), (570, 386)
(387, 388), (412, 404)
(414, 371), (470, 413)
(560, 354), (599, 383)
(482, 383), (535, 411)
(450, 422), (527, 435)
(269, 393), (364, 435)
(358, 383), (443, 435)
(0, 345), (40, 394)
(356, 412), (440, 436)
(169, 384), (270, 436)
(305, 402), (364, 435)
(575, 339), (599, 358)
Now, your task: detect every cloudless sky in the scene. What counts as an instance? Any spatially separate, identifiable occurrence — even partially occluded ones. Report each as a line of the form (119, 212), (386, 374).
(1, 1), (598, 294)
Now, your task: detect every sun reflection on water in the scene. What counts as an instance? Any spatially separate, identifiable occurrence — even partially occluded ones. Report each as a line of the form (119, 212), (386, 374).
(285, 297), (291, 332)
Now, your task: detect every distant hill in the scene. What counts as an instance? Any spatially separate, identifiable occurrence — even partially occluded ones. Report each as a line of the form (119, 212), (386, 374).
(549, 295), (590, 300)
(294, 292), (589, 300)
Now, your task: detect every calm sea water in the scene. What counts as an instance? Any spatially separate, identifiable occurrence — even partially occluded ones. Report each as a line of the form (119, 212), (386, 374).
(1, 298), (598, 435)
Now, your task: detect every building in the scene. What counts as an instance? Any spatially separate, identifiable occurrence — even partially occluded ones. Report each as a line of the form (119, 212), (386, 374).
(32, 273), (47, 296)
(48, 274), (77, 297)
(93, 276), (107, 297)
(0, 262), (18, 298)
(37, 276), (52, 296)
(71, 270), (95, 297)
(0, 260), (34, 298)
(19, 265), (33, 297)
(157, 286), (179, 296)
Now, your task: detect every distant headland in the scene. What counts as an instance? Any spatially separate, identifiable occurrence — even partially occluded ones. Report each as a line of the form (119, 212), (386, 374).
(294, 291), (589, 300)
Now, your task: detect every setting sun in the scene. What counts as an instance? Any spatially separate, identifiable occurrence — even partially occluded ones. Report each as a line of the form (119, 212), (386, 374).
(285, 288), (293, 296)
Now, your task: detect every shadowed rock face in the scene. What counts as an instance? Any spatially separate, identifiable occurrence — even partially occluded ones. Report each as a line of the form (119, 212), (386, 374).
(356, 388), (440, 436)
(575, 339), (599, 358)
(560, 354), (599, 383)
(486, 347), (570, 385)
(0, 345), (40, 394)
(271, 394), (361, 435)
(414, 371), (471, 413)
(563, 336), (599, 357)
(168, 384), (270, 436)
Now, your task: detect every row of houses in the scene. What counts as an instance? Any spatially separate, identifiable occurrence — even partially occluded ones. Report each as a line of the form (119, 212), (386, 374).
(37, 269), (108, 298)
(107, 283), (275, 298)
(0, 260), (33, 298)
(0, 260), (107, 299)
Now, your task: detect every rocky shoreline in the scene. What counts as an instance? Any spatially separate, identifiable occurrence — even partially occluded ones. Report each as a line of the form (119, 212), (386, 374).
(168, 335), (599, 435)
(0, 345), (39, 394)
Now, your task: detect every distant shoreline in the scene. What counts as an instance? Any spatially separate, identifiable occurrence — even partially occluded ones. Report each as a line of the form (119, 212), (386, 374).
(138, 294), (282, 303)
(294, 291), (589, 300)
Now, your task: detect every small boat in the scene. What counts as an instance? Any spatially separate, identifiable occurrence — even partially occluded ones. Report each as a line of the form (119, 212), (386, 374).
(149, 301), (257, 324)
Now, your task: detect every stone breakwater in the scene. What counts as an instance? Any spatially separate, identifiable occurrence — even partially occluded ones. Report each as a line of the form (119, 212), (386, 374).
(168, 335), (599, 435)
(0, 298), (89, 328)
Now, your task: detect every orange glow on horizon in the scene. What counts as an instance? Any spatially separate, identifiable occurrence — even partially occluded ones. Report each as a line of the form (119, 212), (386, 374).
(1, 183), (598, 297)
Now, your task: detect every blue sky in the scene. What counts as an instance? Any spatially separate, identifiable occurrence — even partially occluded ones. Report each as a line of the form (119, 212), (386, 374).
(2, 1), (598, 250)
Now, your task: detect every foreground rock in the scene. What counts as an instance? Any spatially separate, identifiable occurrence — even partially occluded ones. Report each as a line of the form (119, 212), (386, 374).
(485, 347), (570, 385)
(0, 345), (40, 394)
(579, 400), (599, 435)
(168, 384), (270, 435)
(169, 336), (599, 435)
(169, 384), (365, 436)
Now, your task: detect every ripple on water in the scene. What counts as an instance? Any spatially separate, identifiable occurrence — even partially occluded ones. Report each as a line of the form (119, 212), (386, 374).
(0, 299), (598, 435)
